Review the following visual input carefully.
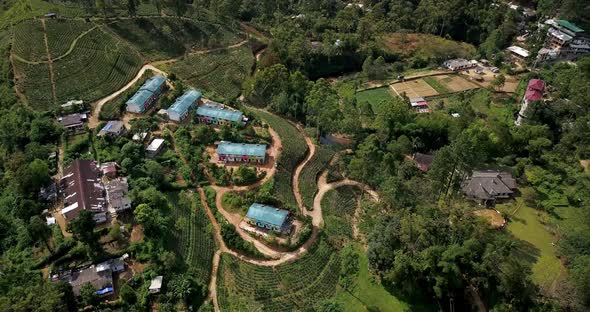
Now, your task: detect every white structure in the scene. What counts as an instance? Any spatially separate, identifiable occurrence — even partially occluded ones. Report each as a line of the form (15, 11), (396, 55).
(443, 59), (476, 71)
(149, 276), (163, 294)
(506, 46), (530, 59)
(146, 138), (165, 158)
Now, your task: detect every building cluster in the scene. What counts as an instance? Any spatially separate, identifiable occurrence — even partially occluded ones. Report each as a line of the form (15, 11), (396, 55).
(538, 19), (589, 62)
(60, 159), (131, 225)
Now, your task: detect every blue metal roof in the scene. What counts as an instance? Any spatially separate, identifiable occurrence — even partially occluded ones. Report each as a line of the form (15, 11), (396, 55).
(246, 203), (289, 228)
(168, 89), (202, 115)
(126, 76), (166, 111)
(217, 142), (266, 157)
(196, 105), (244, 122)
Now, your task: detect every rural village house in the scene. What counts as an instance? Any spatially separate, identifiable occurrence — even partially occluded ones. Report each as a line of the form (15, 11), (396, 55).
(516, 79), (545, 126)
(98, 120), (126, 137)
(196, 102), (247, 127)
(443, 59), (476, 71)
(244, 203), (291, 234)
(105, 177), (131, 215)
(61, 159), (106, 223)
(412, 152), (435, 172)
(410, 97), (430, 113)
(167, 89), (202, 121)
(58, 113), (88, 132)
(538, 19), (589, 62)
(462, 170), (517, 206)
(216, 142), (267, 164)
(146, 138), (165, 158)
(126, 75), (167, 113)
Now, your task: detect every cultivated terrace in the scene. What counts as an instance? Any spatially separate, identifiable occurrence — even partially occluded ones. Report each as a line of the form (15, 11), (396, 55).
(0, 1), (589, 312)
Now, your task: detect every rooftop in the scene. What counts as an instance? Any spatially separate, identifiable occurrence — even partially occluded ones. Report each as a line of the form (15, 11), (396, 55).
(196, 105), (244, 122)
(507, 46), (530, 58)
(147, 138), (165, 152)
(525, 79), (545, 102)
(462, 170), (517, 201)
(141, 75), (166, 93)
(61, 159), (105, 219)
(556, 20), (584, 33)
(98, 120), (125, 136)
(548, 28), (573, 42)
(246, 203), (289, 228)
(217, 142), (267, 157)
(168, 89), (202, 115)
(58, 113), (87, 127)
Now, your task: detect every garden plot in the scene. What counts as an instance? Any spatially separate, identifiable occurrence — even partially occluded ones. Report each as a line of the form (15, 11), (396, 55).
(390, 79), (439, 98)
(435, 75), (479, 92)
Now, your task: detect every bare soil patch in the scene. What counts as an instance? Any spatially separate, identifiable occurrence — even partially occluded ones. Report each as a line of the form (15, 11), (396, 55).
(473, 209), (506, 229)
(390, 78), (439, 98)
(436, 75), (479, 92)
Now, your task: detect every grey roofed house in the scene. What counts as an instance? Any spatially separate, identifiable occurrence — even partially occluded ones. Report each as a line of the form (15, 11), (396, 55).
(462, 170), (517, 206)
(58, 113), (87, 130)
(51, 254), (127, 296)
(97, 120), (126, 137)
(105, 177), (132, 214)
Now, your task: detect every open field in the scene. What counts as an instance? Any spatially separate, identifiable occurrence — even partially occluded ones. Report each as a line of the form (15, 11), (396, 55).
(434, 75), (479, 92)
(322, 186), (360, 247)
(378, 33), (476, 60)
(169, 45), (254, 102)
(461, 68), (519, 93)
(390, 78), (439, 98)
(497, 199), (565, 289)
(354, 87), (394, 106)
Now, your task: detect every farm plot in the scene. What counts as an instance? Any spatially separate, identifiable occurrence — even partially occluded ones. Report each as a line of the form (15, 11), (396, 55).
(298, 146), (337, 209)
(250, 110), (308, 208)
(217, 239), (340, 311)
(12, 19), (48, 62)
(170, 45), (254, 102)
(321, 186), (360, 247)
(435, 75), (479, 92)
(390, 79), (439, 98)
(106, 17), (245, 61)
(12, 60), (53, 110)
(170, 191), (216, 284)
(52, 27), (142, 106)
(45, 19), (95, 58)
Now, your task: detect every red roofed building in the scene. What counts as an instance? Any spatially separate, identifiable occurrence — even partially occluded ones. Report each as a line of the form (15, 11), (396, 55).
(516, 79), (545, 126)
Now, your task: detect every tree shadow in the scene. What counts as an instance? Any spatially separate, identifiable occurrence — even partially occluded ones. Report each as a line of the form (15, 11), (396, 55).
(511, 237), (541, 266)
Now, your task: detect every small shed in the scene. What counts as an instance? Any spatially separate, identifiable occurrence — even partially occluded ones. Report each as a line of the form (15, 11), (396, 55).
(146, 138), (165, 158)
(149, 276), (163, 294)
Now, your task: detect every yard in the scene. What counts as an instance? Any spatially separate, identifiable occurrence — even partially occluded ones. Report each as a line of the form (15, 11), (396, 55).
(497, 198), (565, 291)
(390, 78), (439, 98)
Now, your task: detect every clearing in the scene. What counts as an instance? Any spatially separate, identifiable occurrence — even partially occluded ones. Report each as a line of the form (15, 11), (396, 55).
(378, 33), (476, 59)
(390, 78), (439, 98)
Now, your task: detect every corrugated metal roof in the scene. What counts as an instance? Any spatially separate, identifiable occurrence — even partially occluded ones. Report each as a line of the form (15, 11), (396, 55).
(196, 105), (244, 122)
(557, 20), (584, 33)
(141, 76), (166, 93)
(217, 142), (266, 157)
(167, 89), (202, 115)
(246, 203), (289, 228)
(126, 76), (166, 111)
(127, 89), (153, 108)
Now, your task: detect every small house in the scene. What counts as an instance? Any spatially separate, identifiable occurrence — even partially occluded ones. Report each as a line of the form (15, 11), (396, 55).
(410, 97), (430, 113)
(245, 203), (290, 233)
(58, 113), (87, 132)
(146, 138), (165, 158)
(100, 162), (118, 178)
(149, 276), (163, 294)
(516, 79), (545, 126)
(167, 89), (202, 122)
(216, 142), (266, 164)
(443, 59), (476, 71)
(506, 46), (530, 61)
(196, 103), (247, 127)
(97, 121), (126, 137)
(126, 76), (167, 113)
(412, 153), (435, 172)
(105, 177), (131, 215)
(462, 170), (517, 206)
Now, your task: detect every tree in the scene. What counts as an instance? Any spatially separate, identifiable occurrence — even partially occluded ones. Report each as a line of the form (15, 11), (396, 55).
(120, 284), (137, 305)
(491, 74), (506, 91)
(127, 0), (137, 16)
(27, 216), (52, 250)
(362, 55), (375, 79)
(66, 210), (100, 253)
(79, 283), (99, 307)
(144, 160), (165, 186)
(305, 79), (341, 137)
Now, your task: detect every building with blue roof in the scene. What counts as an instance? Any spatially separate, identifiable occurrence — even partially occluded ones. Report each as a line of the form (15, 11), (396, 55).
(167, 89), (202, 121)
(196, 103), (246, 127)
(216, 141), (267, 163)
(245, 203), (290, 233)
(126, 76), (167, 113)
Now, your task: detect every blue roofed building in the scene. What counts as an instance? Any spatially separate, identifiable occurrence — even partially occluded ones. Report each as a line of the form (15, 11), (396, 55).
(216, 141), (267, 163)
(167, 89), (202, 121)
(126, 75), (167, 113)
(196, 103), (246, 127)
(245, 203), (291, 233)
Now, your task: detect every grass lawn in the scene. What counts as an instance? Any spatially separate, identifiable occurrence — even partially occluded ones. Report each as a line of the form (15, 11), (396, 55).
(423, 76), (451, 94)
(355, 87), (395, 107)
(497, 198), (565, 289)
(334, 244), (434, 312)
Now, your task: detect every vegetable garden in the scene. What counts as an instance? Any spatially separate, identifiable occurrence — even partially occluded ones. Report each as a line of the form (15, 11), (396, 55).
(170, 191), (216, 284)
(217, 238), (341, 311)
(298, 145), (337, 209)
(169, 45), (254, 102)
(250, 110), (308, 208)
(321, 186), (361, 247)
(12, 20), (47, 62)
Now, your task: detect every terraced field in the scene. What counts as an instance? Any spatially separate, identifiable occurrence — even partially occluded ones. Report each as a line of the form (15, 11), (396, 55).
(12, 60), (53, 110)
(250, 110), (308, 208)
(12, 20), (47, 62)
(217, 239), (340, 311)
(321, 186), (360, 246)
(45, 19), (95, 58)
(106, 18), (246, 61)
(298, 146), (337, 209)
(171, 191), (216, 283)
(169, 45), (254, 101)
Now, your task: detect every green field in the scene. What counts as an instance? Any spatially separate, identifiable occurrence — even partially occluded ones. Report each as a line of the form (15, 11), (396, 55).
(106, 18), (245, 61)
(251, 110), (308, 208)
(217, 238), (340, 311)
(423, 76), (451, 94)
(298, 145), (337, 209)
(45, 19), (95, 58)
(168, 45), (254, 102)
(355, 87), (394, 107)
(321, 186), (360, 247)
(497, 198), (565, 288)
